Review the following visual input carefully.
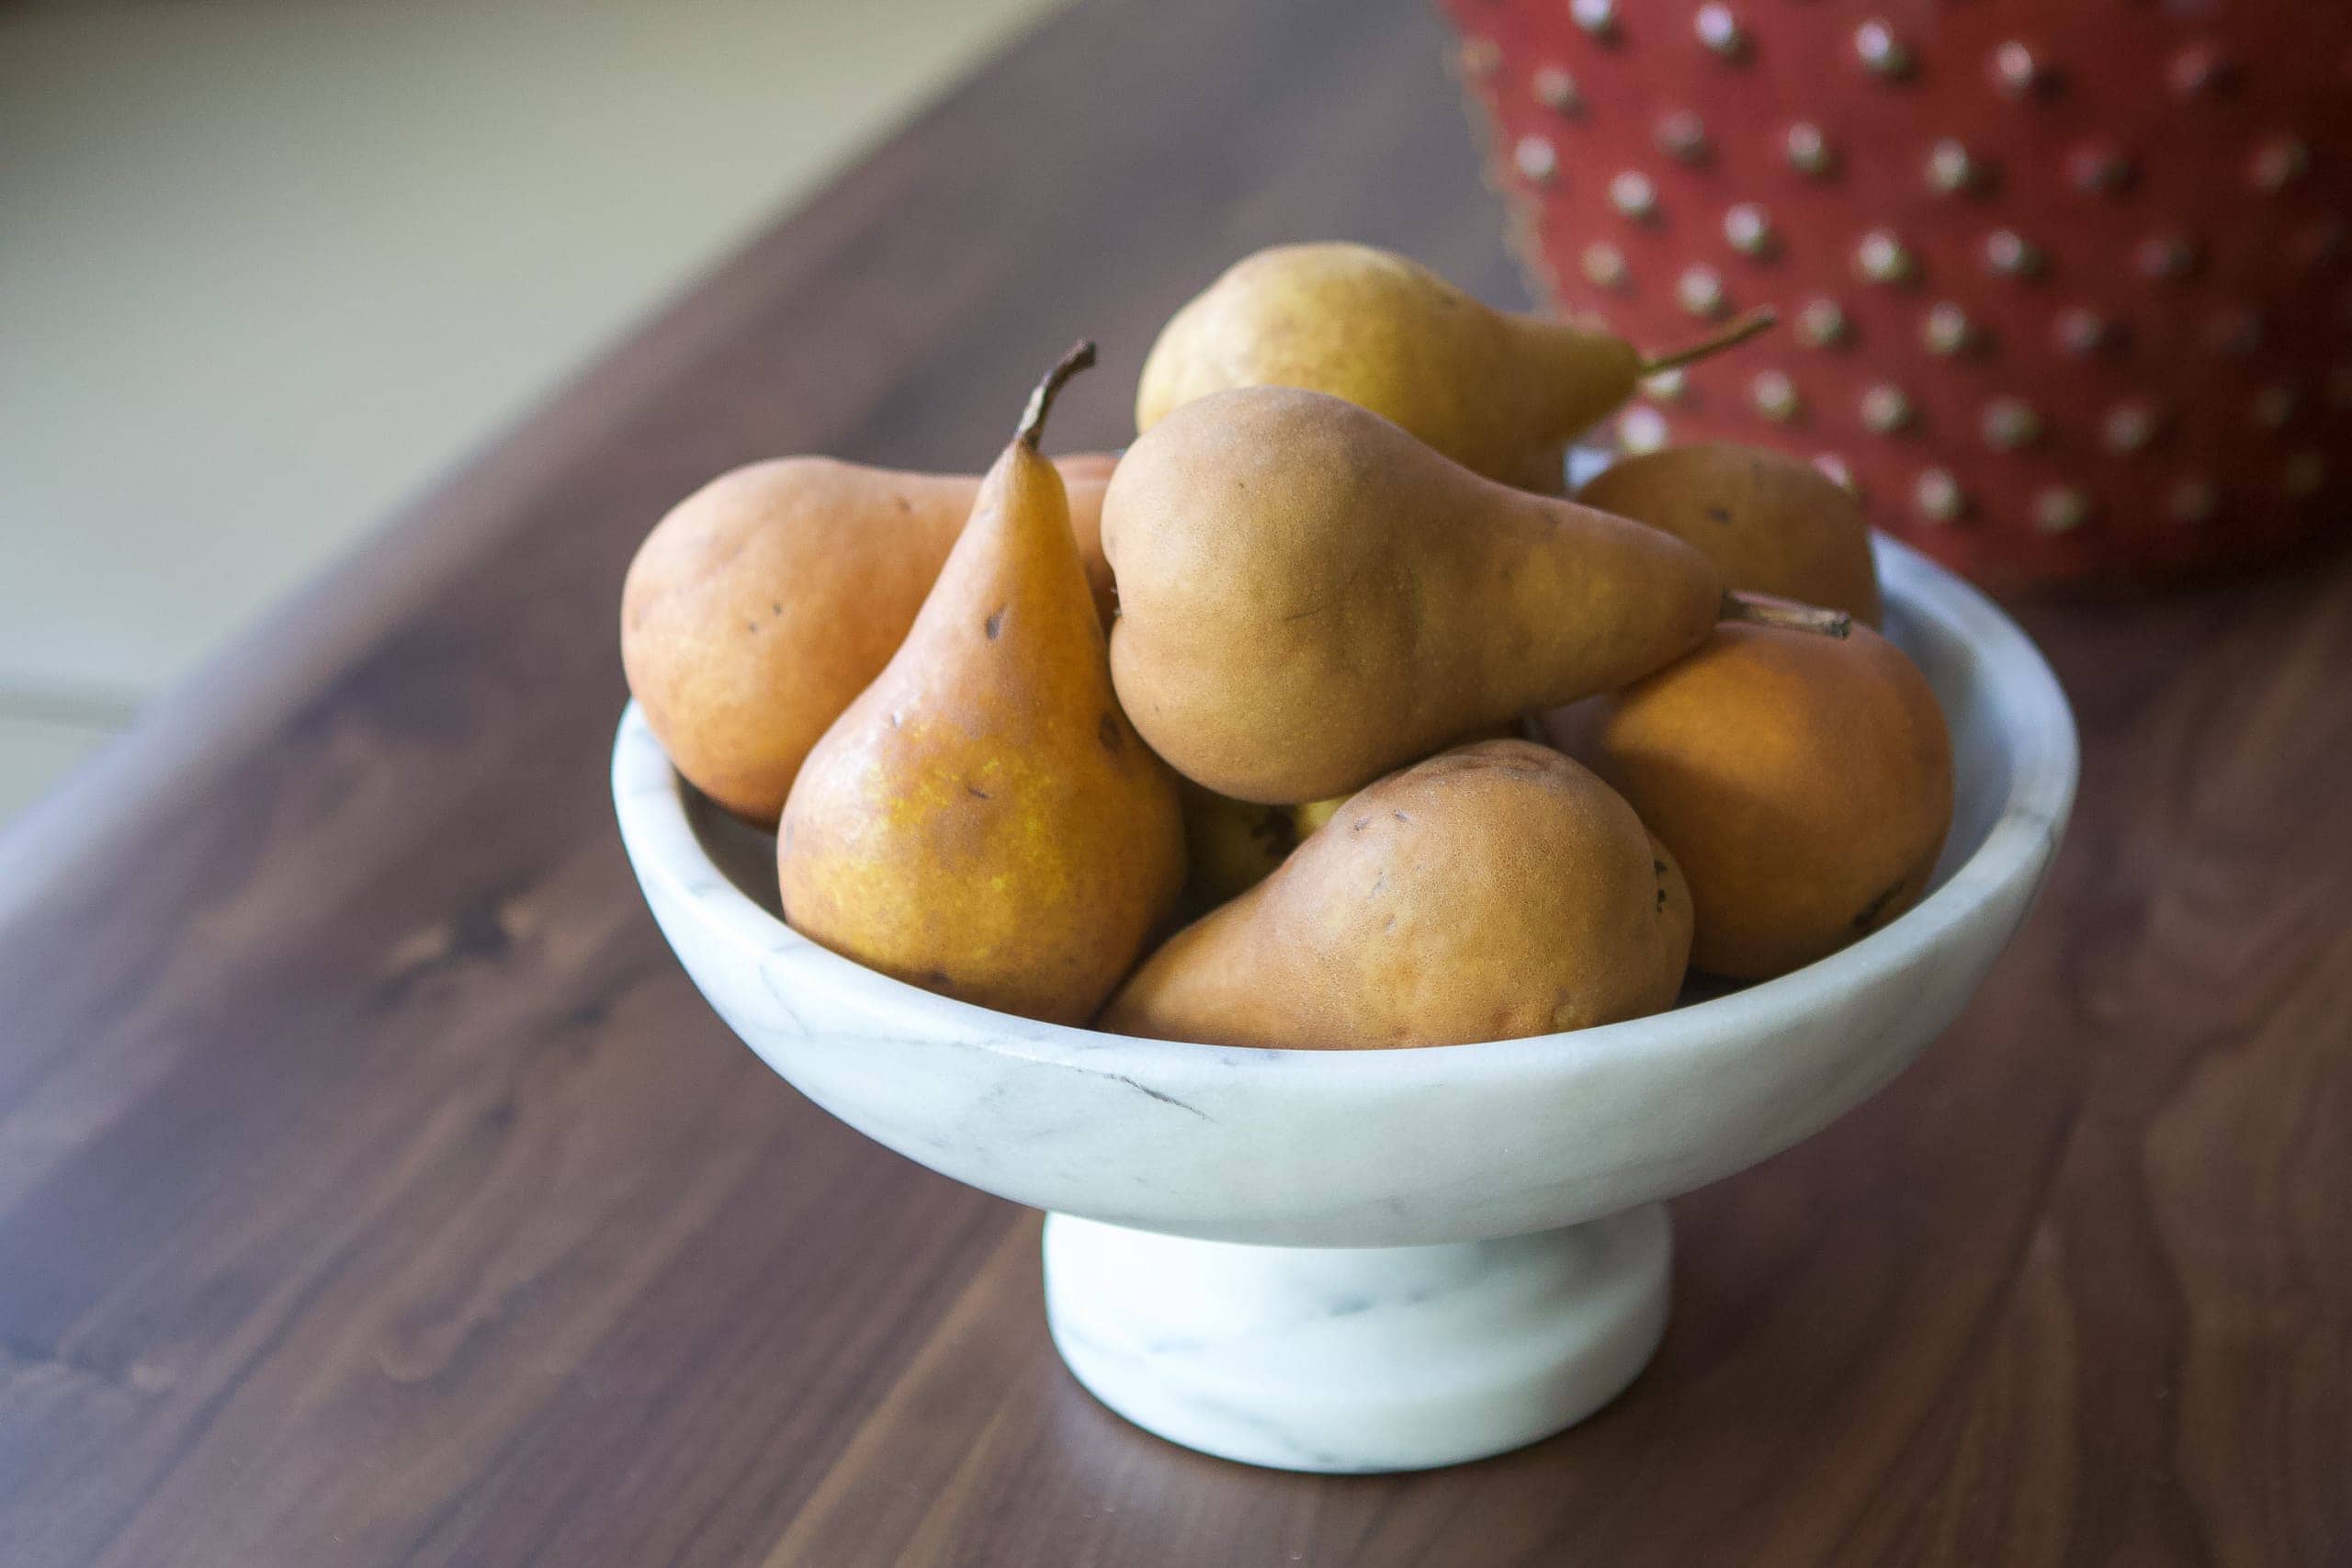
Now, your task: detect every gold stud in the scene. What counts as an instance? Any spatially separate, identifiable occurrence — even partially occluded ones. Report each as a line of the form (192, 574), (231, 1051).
(2285, 451), (2327, 497)
(2103, 401), (2161, 452)
(1991, 40), (2050, 96)
(2252, 385), (2299, 428)
(1751, 369), (1801, 423)
(1724, 202), (1776, 258)
(1619, 404), (1670, 454)
(1695, 4), (1748, 60)
(1655, 110), (1710, 164)
(1678, 264), (1729, 319)
(1915, 468), (1966, 523)
(1922, 301), (1980, 355)
(1984, 229), (2045, 277)
(1582, 242), (1630, 291)
(1571, 0), (1619, 41)
(2055, 307), (2114, 355)
(1611, 170), (1660, 221)
(2137, 233), (2199, 279)
(1796, 297), (1850, 349)
(1927, 140), (1988, 196)
(2033, 488), (2089, 534)
(1860, 383), (1915, 434)
(1785, 121), (1837, 177)
(1514, 135), (1559, 184)
(1855, 20), (1912, 78)
(2168, 478), (2219, 525)
(1532, 67), (1582, 114)
(1982, 397), (2043, 450)
(1855, 229), (1917, 284)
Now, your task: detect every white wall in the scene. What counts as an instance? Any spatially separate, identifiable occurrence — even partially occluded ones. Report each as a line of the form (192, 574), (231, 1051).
(0, 0), (1070, 822)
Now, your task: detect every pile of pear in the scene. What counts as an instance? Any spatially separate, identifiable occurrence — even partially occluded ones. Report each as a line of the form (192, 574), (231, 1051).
(622, 243), (1954, 1048)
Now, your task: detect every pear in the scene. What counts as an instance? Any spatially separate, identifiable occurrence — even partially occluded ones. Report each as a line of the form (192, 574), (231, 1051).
(1136, 243), (1770, 491)
(1577, 443), (1883, 626)
(623, 453), (1117, 823)
(1101, 740), (1692, 1049)
(1103, 385), (1734, 805)
(778, 344), (1183, 1024)
(1549, 618), (1952, 980)
(1175, 781), (1307, 920)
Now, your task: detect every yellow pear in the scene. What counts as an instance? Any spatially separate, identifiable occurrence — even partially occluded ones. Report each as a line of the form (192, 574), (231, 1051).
(778, 344), (1183, 1024)
(1104, 385), (1733, 804)
(1551, 618), (1951, 980)
(1101, 740), (1693, 1048)
(623, 453), (1118, 824)
(1136, 243), (1770, 491)
(1175, 781), (1306, 920)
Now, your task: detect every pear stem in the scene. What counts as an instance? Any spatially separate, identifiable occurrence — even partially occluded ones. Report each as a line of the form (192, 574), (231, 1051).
(1636, 307), (1779, 378)
(1721, 591), (1852, 638)
(1017, 339), (1098, 451)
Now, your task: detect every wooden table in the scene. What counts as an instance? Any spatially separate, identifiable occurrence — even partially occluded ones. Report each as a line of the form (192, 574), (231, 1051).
(4, 0), (2345, 1562)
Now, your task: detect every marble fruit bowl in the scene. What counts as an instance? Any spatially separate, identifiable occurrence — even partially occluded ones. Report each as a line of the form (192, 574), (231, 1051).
(612, 536), (2076, 1474)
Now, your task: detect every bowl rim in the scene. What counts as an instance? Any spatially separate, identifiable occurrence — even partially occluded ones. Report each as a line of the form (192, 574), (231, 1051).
(613, 535), (2078, 1087)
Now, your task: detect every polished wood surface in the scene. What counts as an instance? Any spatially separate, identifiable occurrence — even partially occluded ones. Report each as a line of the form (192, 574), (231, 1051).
(2, 0), (2345, 1562)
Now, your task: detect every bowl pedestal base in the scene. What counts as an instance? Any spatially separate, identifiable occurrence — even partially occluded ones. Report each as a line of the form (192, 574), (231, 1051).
(1042, 1204), (1671, 1473)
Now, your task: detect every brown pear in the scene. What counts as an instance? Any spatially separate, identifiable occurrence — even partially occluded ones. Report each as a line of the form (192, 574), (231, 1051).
(1576, 443), (1883, 626)
(1136, 243), (1770, 491)
(1101, 740), (1692, 1049)
(1551, 619), (1953, 980)
(1104, 386), (1727, 804)
(778, 345), (1182, 1025)
(622, 453), (1116, 824)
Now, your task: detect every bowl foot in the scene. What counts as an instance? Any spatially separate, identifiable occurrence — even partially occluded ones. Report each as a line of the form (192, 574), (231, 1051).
(1042, 1204), (1670, 1473)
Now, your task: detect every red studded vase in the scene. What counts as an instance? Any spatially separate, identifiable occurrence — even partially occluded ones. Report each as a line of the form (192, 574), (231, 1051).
(1441, 0), (2352, 592)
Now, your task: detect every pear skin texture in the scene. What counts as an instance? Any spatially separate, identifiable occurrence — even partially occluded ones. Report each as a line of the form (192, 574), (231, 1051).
(1576, 443), (1883, 626)
(1501, 438), (1574, 499)
(1100, 740), (1692, 1049)
(1556, 622), (1954, 981)
(1104, 386), (1724, 804)
(1136, 243), (1638, 488)
(621, 455), (1115, 825)
(777, 440), (1183, 1026)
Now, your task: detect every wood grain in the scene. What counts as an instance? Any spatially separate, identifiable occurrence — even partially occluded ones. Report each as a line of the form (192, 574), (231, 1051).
(2, 0), (2346, 1562)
